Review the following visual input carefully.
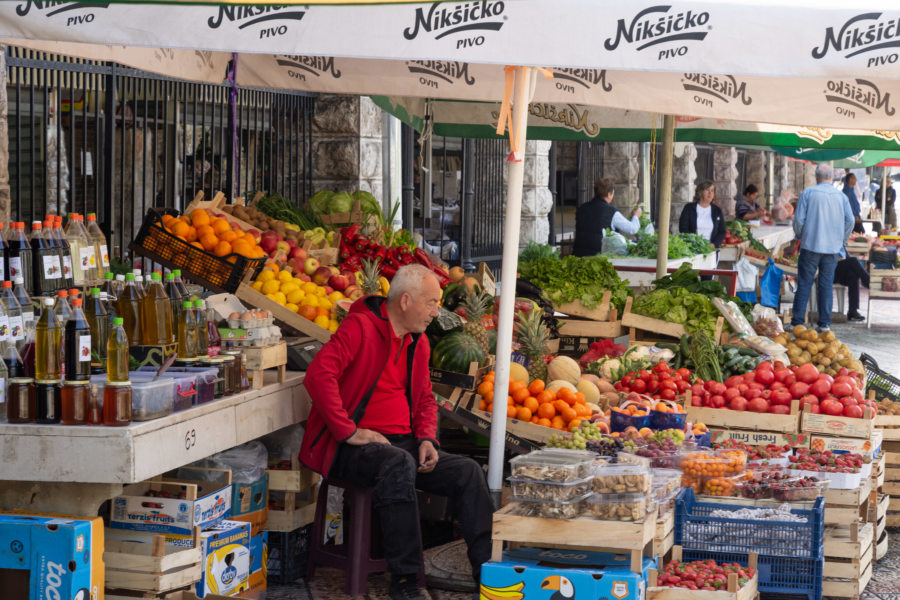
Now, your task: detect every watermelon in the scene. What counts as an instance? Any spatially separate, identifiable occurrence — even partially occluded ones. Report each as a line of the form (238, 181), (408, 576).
(488, 329), (497, 354)
(334, 299), (353, 322)
(431, 332), (485, 373)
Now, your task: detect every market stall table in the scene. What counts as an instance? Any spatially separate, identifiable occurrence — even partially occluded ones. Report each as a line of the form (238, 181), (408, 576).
(611, 253), (718, 287)
(0, 371), (308, 515)
(752, 225), (795, 253)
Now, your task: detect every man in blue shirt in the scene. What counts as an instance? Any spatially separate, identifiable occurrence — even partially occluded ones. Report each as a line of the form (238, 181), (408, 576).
(842, 172), (865, 233)
(791, 164), (855, 331)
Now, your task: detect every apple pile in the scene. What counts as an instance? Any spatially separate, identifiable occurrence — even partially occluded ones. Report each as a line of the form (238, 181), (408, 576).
(688, 361), (875, 419)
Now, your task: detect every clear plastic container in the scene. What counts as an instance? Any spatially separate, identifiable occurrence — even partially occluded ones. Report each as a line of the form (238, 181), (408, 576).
(508, 476), (593, 502)
(651, 469), (683, 499)
(770, 475), (829, 502)
(136, 366), (217, 406)
(509, 493), (591, 519)
(592, 463), (651, 494)
(509, 450), (595, 483)
(91, 373), (175, 421)
(587, 492), (650, 522)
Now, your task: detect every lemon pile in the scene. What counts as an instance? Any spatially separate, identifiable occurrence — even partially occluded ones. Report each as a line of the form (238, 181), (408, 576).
(252, 268), (342, 332)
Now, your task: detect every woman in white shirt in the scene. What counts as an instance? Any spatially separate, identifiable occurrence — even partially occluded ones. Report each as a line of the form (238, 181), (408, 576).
(678, 180), (726, 248)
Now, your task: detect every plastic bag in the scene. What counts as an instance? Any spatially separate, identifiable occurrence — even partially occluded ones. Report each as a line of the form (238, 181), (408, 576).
(261, 424), (305, 461)
(735, 257), (758, 293)
(601, 231), (629, 256)
(325, 486), (344, 544)
(760, 258), (784, 308)
(712, 298), (755, 337)
(640, 220), (655, 236)
(751, 304), (784, 336)
(193, 440), (268, 484)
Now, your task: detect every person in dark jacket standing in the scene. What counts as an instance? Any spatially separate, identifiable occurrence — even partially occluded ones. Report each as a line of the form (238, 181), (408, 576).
(679, 180), (727, 248)
(573, 178), (642, 256)
(300, 265), (493, 600)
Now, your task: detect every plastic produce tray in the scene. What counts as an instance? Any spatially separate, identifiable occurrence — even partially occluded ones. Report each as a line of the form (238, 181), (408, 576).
(682, 549), (822, 600)
(267, 526), (311, 585)
(861, 353), (900, 402)
(674, 488), (824, 560)
(129, 207), (266, 293)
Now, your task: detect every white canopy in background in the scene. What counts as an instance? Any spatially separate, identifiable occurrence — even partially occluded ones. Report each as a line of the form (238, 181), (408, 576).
(4, 0), (900, 494)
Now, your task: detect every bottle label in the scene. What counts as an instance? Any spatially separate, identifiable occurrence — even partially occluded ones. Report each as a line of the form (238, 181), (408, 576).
(8, 257), (21, 279)
(208, 345), (221, 357)
(100, 245), (110, 268)
(43, 255), (62, 279)
(0, 257), (5, 280)
(9, 315), (23, 342)
(62, 255), (73, 279)
(0, 315), (10, 342)
(79, 334), (91, 362)
(80, 246), (96, 271)
(22, 311), (34, 326)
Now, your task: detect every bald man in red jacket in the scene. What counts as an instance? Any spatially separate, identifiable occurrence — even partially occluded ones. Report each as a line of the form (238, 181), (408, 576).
(300, 264), (493, 600)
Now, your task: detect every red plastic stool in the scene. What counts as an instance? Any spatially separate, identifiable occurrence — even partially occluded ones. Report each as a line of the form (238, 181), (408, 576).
(306, 477), (426, 595)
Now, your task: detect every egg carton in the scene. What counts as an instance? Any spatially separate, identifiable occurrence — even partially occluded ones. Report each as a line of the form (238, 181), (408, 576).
(228, 325), (282, 347)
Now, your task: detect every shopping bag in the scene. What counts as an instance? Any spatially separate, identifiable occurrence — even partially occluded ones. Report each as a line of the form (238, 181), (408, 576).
(735, 257), (758, 293)
(601, 230), (629, 256)
(759, 258), (784, 308)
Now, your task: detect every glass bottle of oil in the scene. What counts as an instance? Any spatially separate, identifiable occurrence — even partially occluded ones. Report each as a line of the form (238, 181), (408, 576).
(35, 297), (62, 381)
(177, 300), (198, 359)
(116, 273), (142, 345)
(107, 316), (129, 382)
(141, 272), (173, 345)
(64, 298), (91, 382)
(194, 299), (209, 356)
(85, 287), (108, 365)
(85, 213), (109, 274)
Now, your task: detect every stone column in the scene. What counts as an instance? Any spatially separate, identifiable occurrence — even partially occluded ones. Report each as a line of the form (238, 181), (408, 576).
(311, 95), (383, 199)
(602, 142), (640, 211)
(0, 46), (9, 225)
(518, 140), (553, 246)
(714, 146), (738, 219)
(670, 142), (697, 233)
(745, 150), (767, 205)
(773, 154), (791, 197)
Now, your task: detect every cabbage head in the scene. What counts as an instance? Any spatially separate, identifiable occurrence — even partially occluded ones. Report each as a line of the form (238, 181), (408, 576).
(327, 191), (354, 213)
(308, 190), (333, 214)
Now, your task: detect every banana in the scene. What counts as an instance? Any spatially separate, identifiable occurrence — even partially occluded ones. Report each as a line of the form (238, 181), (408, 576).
(355, 271), (364, 286)
(480, 582), (525, 600)
(378, 276), (390, 296)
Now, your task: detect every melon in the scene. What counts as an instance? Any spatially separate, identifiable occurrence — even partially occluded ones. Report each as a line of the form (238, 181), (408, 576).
(576, 379), (601, 406)
(547, 356), (580, 385)
(431, 332), (485, 374)
(509, 361), (529, 384)
(547, 379), (577, 394)
(334, 299), (353, 322)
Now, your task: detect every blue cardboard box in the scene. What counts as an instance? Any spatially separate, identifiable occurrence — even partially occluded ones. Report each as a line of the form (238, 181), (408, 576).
(481, 548), (655, 600)
(248, 531), (268, 589)
(168, 520), (251, 598)
(0, 512), (104, 600)
(230, 474), (268, 518)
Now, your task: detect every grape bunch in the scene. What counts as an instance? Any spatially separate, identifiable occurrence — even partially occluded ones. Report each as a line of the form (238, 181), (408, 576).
(546, 421), (617, 452)
(585, 437), (625, 457)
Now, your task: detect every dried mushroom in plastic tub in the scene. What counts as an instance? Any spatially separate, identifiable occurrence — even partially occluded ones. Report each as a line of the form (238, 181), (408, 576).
(592, 462), (651, 494)
(509, 494), (591, 519)
(588, 492), (650, 522)
(651, 468), (682, 497)
(508, 476), (593, 502)
(509, 450), (595, 482)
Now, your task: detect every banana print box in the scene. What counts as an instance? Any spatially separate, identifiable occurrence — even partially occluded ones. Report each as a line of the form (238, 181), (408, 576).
(481, 547), (654, 600)
(0, 512), (104, 600)
(167, 520), (250, 598)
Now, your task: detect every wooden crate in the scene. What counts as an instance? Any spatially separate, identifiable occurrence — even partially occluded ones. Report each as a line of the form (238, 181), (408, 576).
(823, 522), (873, 580)
(184, 190), (262, 233)
(106, 590), (194, 600)
(555, 291), (623, 338)
(235, 282), (331, 343)
(876, 530), (889, 562)
(821, 562), (872, 600)
(554, 291), (613, 322)
(491, 503), (655, 571)
(686, 401), (800, 434)
(268, 455), (318, 533)
(869, 268), (900, 300)
(464, 387), (557, 445)
(242, 341), (288, 390)
(653, 510), (675, 558)
(825, 477), (872, 507)
(622, 296), (688, 340)
(647, 546), (758, 600)
(104, 528), (202, 595)
(876, 415), (900, 441)
(317, 197), (379, 234)
(800, 409), (874, 439)
(430, 358), (494, 392)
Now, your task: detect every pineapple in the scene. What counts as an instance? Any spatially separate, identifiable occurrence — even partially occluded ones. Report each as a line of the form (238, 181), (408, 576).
(515, 308), (550, 382)
(359, 258), (382, 296)
(462, 288), (491, 357)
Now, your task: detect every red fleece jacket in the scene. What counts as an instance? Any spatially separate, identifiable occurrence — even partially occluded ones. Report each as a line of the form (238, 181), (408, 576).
(299, 295), (439, 475)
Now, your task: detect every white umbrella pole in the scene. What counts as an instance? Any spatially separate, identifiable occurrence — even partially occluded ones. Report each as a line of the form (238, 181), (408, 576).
(656, 115), (676, 279)
(488, 66), (534, 499)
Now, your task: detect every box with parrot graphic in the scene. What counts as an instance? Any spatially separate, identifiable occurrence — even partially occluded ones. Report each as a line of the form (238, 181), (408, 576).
(481, 547), (655, 600)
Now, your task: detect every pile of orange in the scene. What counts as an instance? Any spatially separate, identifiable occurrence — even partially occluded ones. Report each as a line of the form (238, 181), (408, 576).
(475, 373), (592, 432)
(162, 209), (265, 260)
(610, 404), (649, 417)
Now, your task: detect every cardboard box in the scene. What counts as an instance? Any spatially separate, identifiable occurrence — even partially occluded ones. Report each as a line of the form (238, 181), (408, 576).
(231, 475), (268, 518)
(111, 467), (232, 535)
(130, 343), (179, 368)
(0, 512), (104, 600)
(230, 508), (267, 537)
(810, 428), (882, 459)
(482, 547), (654, 600)
(168, 520), (251, 598)
(709, 428), (810, 448)
(248, 531), (267, 590)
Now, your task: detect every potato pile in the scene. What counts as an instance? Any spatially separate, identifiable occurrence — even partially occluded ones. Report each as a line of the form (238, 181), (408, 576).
(877, 398), (900, 415)
(772, 325), (863, 375)
(222, 205), (304, 243)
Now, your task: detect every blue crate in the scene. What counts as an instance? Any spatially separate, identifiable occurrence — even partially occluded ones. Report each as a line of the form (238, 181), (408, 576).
(682, 550), (822, 600)
(674, 488), (824, 560)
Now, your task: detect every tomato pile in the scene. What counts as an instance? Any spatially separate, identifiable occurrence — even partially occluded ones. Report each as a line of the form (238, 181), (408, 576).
(789, 448), (867, 473)
(656, 559), (755, 591)
(614, 362), (692, 401)
(688, 360), (874, 418)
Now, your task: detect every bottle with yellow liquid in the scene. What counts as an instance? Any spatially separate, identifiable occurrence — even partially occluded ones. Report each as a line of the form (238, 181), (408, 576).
(116, 273), (142, 345)
(177, 300), (198, 359)
(35, 297), (62, 381)
(107, 317), (129, 382)
(141, 272), (173, 345)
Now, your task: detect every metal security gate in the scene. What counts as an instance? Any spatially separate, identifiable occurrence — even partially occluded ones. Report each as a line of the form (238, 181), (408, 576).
(7, 47), (314, 262)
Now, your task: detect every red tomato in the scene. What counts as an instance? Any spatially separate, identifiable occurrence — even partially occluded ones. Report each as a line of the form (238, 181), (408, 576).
(648, 380), (660, 394)
(725, 375), (744, 389)
(796, 363), (819, 385)
(638, 370), (651, 381)
(676, 380), (689, 393)
(770, 382), (786, 392)
(773, 361), (786, 370)
(677, 368), (692, 379)
(771, 390), (793, 406)
(723, 387), (742, 401)
(745, 388), (762, 401)
(710, 395), (726, 408)
(789, 381), (810, 399)
(817, 373), (835, 386)
(621, 375), (634, 386)
(632, 379), (647, 393)
(784, 373), (797, 387)
(729, 396), (748, 411)
(755, 369), (775, 386)
(839, 396), (858, 407)
(810, 379), (832, 399)
(769, 405), (791, 415)
(704, 380), (718, 392)
(748, 382), (766, 392)
(821, 398), (844, 416)
(738, 383), (750, 395)
(748, 398), (770, 413)
(661, 388), (677, 401)
(743, 372), (756, 383)
(757, 361), (774, 371)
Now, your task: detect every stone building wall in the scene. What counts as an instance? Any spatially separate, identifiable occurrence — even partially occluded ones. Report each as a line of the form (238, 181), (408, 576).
(714, 146), (739, 219)
(671, 142), (698, 233)
(602, 142), (640, 212)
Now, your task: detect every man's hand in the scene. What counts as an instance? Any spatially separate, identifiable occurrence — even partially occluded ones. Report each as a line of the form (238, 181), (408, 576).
(345, 428), (390, 446)
(418, 441), (439, 473)
(632, 207), (643, 219)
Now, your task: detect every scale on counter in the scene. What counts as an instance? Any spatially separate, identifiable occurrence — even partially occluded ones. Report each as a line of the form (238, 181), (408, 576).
(285, 336), (325, 371)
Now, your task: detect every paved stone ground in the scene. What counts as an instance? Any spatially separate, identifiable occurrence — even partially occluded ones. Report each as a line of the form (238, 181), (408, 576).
(263, 285), (900, 600)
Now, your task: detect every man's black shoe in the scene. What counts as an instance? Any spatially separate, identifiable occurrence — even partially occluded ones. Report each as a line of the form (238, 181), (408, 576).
(390, 575), (427, 600)
(848, 313), (865, 322)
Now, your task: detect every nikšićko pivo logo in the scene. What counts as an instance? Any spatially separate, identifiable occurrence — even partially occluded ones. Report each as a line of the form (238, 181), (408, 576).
(604, 5), (711, 61)
(403, 1), (506, 50)
(813, 12), (900, 68)
(823, 78), (895, 120)
(406, 61), (476, 90)
(207, 4), (307, 39)
(681, 73), (752, 108)
(275, 56), (342, 82)
(552, 69), (612, 95)
(15, 1), (109, 26)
